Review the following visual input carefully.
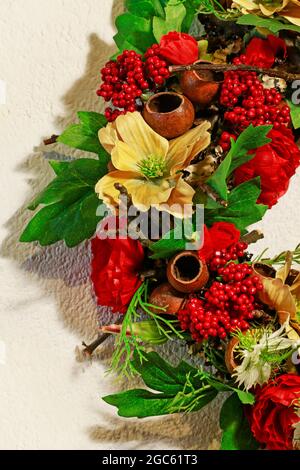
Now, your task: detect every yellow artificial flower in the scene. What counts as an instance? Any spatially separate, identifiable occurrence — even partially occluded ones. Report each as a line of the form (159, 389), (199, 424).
(233, 0), (300, 26)
(95, 112), (211, 217)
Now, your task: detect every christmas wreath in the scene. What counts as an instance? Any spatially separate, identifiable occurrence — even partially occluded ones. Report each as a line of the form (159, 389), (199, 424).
(20, 1), (300, 451)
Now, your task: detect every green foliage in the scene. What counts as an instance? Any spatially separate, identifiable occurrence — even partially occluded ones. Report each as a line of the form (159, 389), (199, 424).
(237, 14), (300, 34)
(287, 100), (300, 130)
(153, 0), (186, 42)
(20, 159), (107, 247)
(150, 219), (196, 259)
(58, 111), (109, 161)
(260, 243), (300, 266)
(125, 0), (165, 18)
(103, 351), (218, 418)
(116, 0), (203, 54)
(114, 13), (156, 54)
(206, 125), (271, 205)
(220, 394), (259, 450)
(103, 351), (255, 418)
(205, 177), (268, 232)
(109, 282), (184, 376)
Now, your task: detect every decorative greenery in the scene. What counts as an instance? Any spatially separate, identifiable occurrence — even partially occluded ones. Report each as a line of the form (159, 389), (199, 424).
(115, 0), (208, 54)
(104, 351), (254, 418)
(206, 124), (272, 206)
(150, 219), (196, 259)
(237, 14), (300, 34)
(153, 0), (186, 42)
(260, 243), (300, 266)
(114, 12), (156, 55)
(109, 282), (184, 376)
(20, 159), (107, 247)
(220, 393), (259, 450)
(205, 177), (268, 232)
(197, 0), (241, 20)
(58, 111), (110, 161)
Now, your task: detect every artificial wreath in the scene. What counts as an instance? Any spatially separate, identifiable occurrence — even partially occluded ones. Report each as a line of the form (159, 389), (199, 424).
(20, 0), (300, 451)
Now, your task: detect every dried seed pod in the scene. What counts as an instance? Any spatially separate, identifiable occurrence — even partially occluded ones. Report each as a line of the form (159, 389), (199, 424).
(148, 283), (186, 315)
(167, 251), (209, 293)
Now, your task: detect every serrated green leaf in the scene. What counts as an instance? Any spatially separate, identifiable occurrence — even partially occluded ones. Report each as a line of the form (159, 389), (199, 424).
(153, 0), (186, 42)
(287, 100), (300, 130)
(58, 111), (109, 160)
(220, 393), (259, 450)
(103, 352), (218, 418)
(125, 0), (165, 18)
(103, 389), (174, 418)
(20, 159), (107, 247)
(205, 178), (268, 232)
(228, 124), (272, 175)
(114, 13), (156, 54)
(132, 351), (199, 394)
(237, 14), (300, 34)
(205, 125), (271, 206)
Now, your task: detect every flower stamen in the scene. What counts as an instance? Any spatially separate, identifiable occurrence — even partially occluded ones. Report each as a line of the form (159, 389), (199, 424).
(138, 154), (166, 179)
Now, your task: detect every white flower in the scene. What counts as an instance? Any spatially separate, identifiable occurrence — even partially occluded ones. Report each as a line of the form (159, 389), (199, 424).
(233, 319), (300, 391)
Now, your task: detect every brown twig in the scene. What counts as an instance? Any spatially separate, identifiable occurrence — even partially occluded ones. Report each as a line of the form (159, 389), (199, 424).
(199, 183), (228, 208)
(82, 334), (110, 356)
(241, 230), (264, 245)
(43, 135), (59, 145)
(169, 63), (300, 82)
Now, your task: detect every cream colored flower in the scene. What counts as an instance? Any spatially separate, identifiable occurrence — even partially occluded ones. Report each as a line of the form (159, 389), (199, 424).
(96, 112), (211, 217)
(233, 319), (300, 390)
(233, 0), (300, 26)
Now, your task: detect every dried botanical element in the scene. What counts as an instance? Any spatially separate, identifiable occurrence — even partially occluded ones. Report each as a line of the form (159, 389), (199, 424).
(233, 0), (300, 27)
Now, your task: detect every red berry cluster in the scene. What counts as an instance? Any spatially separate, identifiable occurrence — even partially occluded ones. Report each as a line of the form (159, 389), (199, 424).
(97, 47), (170, 122)
(177, 242), (263, 342)
(218, 131), (237, 152)
(220, 55), (290, 131)
(144, 44), (170, 86)
(209, 241), (248, 271)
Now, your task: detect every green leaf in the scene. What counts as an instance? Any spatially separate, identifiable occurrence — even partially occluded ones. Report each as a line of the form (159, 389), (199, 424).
(125, 0), (165, 18)
(205, 178), (268, 232)
(205, 125), (271, 207)
(237, 14), (300, 34)
(114, 13), (156, 54)
(103, 389), (174, 418)
(58, 111), (109, 160)
(103, 352), (218, 418)
(150, 219), (195, 259)
(206, 149), (233, 202)
(287, 100), (300, 130)
(182, 0), (203, 32)
(20, 159), (107, 247)
(228, 124), (272, 175)
(220, 394), (259, 450)
(132, 351), (199, 394)
(153, 0), (186, 42)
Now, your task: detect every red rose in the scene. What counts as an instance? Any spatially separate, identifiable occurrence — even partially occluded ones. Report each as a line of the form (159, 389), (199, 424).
(244, 35), (287, 69)
(249, 374), (300, 450)
(234, 126), (300, 208)
(199, 222), (240, 261)
(91, 237), (144, 313)
(159, 32), (199, 65)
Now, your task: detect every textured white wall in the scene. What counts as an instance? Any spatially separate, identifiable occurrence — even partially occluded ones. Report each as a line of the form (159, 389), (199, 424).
(0, 0), (299, 451)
